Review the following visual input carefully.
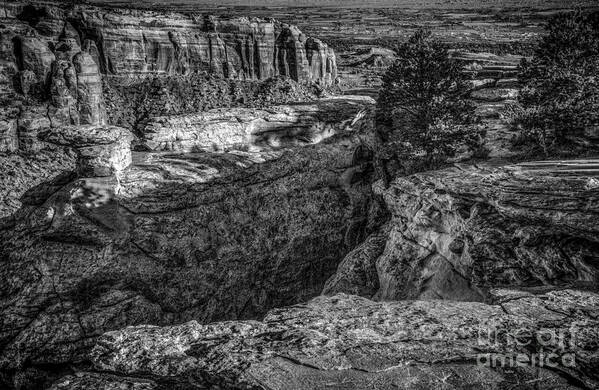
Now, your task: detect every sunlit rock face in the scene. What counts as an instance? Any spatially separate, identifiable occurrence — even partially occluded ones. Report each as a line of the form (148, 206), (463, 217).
(0, 2), (337, 86)
(50, 291), (599, 389)
(69, 8), (337, 85)
(325, 160), (599, 301)
(141, 96), (372, 152)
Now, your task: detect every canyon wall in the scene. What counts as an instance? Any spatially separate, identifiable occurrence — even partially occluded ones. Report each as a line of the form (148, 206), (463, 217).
(1, 2), (337, 87)
(0, 2), (337, 153)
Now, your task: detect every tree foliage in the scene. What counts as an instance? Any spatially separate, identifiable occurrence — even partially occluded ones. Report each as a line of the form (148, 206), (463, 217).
(375, 30), (481, 175)
(515, 11), (599, 152)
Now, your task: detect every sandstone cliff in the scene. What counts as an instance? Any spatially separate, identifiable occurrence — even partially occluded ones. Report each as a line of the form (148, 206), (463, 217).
(1, 2), (337, 86)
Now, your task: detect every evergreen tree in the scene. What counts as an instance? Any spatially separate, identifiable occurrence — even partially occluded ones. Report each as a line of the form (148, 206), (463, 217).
(516, 11), (599, 149)
(376, 30), (480, 175)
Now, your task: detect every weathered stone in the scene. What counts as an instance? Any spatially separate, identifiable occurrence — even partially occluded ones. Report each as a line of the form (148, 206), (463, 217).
(141, 96), (374, 152)
(1, 2), (337, 86)
(40, 125), (134, 176)
(48, 59), (79, 126)
(50, 291), (599, 389)
(0, 106), (19, 152)
(322, 224), (388, 297)
(15, 36), (54, 87)
(61, 4), (337, 85)
(16, 105), (52, 152)
(0, 145), (76, 218)
(0, 103), (376, 385)
(326, 160), (599, 301)
(0, 119), (18, 152)
(50, 373), (156, 390)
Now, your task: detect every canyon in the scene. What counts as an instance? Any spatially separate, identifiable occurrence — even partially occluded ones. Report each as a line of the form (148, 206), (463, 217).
(0, 1), (598, 390)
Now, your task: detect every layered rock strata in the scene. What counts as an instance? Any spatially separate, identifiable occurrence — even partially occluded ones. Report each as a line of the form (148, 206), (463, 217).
(51, 290), (599, 389)
(1, 2), (337, 85)
(0, 2), (337, 154)
(325, 160), (599, 301)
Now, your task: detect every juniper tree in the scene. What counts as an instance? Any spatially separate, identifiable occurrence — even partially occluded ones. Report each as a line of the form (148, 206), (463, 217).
(516, 11), (599, 149)
(375, 30), (480, 178)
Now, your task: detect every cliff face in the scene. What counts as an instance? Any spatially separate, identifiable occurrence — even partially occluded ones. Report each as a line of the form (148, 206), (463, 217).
(0, 1), (337, 153)
(324, 161), (599, 301)
(2, 2), (337, 85)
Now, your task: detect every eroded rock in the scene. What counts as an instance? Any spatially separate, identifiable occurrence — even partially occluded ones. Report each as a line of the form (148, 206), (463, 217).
(0, 106), (378, 387)
(325, 160), (599, 301)
(141, 96), (374, 152)
(1, 2), (337, 86)
(50, 291), (599, 389)
(40, 125), (134, 176)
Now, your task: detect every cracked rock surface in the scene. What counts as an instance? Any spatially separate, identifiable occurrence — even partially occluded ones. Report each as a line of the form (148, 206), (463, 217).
(50, 290), (599, 389)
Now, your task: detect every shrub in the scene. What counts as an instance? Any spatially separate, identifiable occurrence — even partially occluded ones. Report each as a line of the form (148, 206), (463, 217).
(375, 29), (482, 178)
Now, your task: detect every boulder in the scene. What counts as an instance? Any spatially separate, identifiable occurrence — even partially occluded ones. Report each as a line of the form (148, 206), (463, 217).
(40, 125), (134, 176)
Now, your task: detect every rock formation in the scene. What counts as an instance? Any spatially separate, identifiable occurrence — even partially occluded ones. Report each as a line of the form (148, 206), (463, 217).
(325, 160), (599, 301)
(0, 1), (338, 155)
(1, 2), (337, 86)
(39, 125), (134, 176)
(1, 2), (598, 390)
(141, 96), (372, 152)
(50, 290), (599, 389)
(0, 96), (378, 389)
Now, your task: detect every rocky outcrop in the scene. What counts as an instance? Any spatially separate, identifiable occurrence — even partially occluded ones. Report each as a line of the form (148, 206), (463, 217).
(0, 99), (378, 389)
(40, 125), (134, 176)
(325, 160), (599, 301)
(141, 96), (372, 152)
(50, 290), (599, 389)
(48, 49), (107, 127)
(0, 2), (338, 155)
(2, 2), (337, 86)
